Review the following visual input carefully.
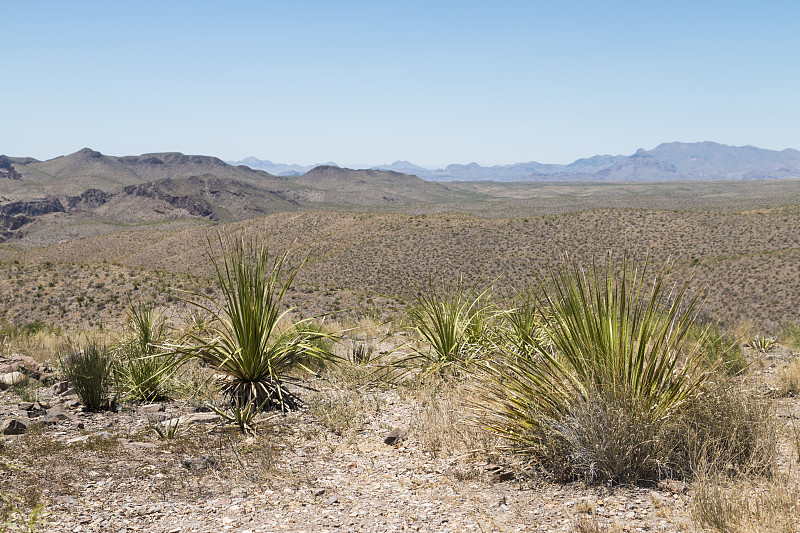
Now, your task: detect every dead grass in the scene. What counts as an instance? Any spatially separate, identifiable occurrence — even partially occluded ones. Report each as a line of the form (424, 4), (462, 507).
(692, 469), (800, 533)
(780, 357), (800, 396)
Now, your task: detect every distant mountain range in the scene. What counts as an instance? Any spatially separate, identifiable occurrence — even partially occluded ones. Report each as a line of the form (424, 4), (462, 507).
(230, 142), (800, 182)
(0, 147), (463, 242)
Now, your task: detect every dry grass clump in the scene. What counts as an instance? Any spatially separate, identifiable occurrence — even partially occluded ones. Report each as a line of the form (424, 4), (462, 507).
(307, 388), (381, 437)
(780, 322), (800, 351)
(673, 380), (777, 476)
(779, 357), (800, 396)
(692, 468), (800, 533)
(410, 380), (496, 461)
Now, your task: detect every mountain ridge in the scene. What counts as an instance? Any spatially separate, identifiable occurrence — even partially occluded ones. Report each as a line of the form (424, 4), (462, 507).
(230, 141), (800, 182)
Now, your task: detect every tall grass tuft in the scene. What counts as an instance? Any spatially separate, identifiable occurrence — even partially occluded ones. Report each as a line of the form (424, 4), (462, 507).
(114, 302), (177, 402)
(60, 342), (115, 411)
(169, 235), (336, 412)
(472, 255), (715, 483)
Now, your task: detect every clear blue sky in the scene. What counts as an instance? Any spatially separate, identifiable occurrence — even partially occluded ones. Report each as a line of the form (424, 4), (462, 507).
(3, 1), (799, 167)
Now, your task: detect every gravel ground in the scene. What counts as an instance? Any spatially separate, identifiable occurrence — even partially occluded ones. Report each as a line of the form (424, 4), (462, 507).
(1, 375), (695, 533)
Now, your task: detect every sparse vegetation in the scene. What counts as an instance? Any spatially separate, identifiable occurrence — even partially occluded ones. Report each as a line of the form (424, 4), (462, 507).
(59, 342), (115, 411)
(2, 178), (800, 530)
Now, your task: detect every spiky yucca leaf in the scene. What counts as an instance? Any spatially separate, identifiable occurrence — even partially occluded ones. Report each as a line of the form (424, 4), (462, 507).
(168, 235), (336, 411)
(114, 302), (177, 402)
(472, 255), (712, 482)
(401, 277), (493, 377)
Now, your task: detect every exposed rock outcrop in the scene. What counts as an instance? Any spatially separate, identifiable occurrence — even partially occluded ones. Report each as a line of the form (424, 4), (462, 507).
(121, 182), (215, 218)
(65, 188), (113, 209)
(0, 156), (22, 180)
(0, 197), (65, 217)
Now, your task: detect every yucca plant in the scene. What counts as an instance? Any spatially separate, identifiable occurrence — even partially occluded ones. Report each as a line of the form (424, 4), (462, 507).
(150, 417), (181, 440)
(168, 235), (336, 412)
(750, 334), (777, 353)
(114, 302), (177, 402)
(496, 288), (552, 358)
(472, 255), (713, 482)
(401, 277), (492, 377)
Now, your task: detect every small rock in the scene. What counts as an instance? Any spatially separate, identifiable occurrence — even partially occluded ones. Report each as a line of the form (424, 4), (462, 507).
(384, 428), (407, 446)
(326, 494), (339, 506)
(52, 381), (71, 395)
(26, 407), (47, 418)
(0, 371), (25, 390)
(184, 411), (222, 424)
(182, 455), (217, 471)
(312, 488), (326, 497)
(140, 403), (164, 414)
(41, 405), (76, 425)
(1, 419), (27, 435)
(18, 402), (34, 411)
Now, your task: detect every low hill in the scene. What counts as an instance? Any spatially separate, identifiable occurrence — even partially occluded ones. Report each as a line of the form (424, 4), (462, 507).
(0, 150), (481, 244)
(4, 148), (284, 197)
(289, 165), (466, 206)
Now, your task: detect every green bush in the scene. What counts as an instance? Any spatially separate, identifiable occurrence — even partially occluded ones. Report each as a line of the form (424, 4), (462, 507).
(60, 342), (115, 411)
(472, 255), (713, 483)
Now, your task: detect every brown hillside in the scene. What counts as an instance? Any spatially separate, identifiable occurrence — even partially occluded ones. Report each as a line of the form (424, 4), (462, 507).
(3, 205), (800, 328)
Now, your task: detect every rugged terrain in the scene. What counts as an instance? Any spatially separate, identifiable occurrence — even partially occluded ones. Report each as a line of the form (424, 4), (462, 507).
(2, 147), (800, 532)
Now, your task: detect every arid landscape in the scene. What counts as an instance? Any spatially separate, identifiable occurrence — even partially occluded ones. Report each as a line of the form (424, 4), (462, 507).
(1, 149), (800, 532)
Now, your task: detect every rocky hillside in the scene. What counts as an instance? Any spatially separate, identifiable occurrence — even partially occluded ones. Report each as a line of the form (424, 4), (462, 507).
(0, 150), (467, 243)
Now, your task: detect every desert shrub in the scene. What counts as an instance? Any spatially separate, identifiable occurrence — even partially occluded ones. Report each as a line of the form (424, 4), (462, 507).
(691, 324), (747, 376)
(114, 302), (177, 402)
(692, 468), (800, 533)
(60, 342), (115, 411)
(471, 255), (715, 483)
(779, 322), (800, 350)
(401, 278), (492, 377)
(671, 379), (777, 476)
(779, 357), (800, 396)
(168, 235), (336, 412)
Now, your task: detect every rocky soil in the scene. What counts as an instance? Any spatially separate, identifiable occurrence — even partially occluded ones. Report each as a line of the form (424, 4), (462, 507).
(1, 345), (798, 532)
